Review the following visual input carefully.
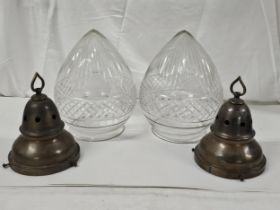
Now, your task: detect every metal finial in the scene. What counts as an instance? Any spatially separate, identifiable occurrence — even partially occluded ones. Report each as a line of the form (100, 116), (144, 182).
(31, 72), (45, 94)
(230, 76), (246, 98)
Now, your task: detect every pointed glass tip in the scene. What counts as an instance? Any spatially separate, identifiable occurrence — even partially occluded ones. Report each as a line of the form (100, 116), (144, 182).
(83, 29), (106, 38)
(174, 30), (194, 38)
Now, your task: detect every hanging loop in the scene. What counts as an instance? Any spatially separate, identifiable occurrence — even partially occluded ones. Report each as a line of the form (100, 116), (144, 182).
(31, 72), (45, 94)
(230, 76), (246, 98)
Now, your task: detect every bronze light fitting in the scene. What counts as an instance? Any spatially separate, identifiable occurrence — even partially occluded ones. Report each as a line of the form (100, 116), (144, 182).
(193, 76), (266, 180)
(3, 73), (80, 176)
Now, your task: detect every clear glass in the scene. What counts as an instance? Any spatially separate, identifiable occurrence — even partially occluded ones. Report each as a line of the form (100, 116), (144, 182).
(54, 30), (136, 141)
(139, 30), (223, 143)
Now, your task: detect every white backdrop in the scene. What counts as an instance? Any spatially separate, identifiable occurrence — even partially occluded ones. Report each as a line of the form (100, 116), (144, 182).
(0, 0), (279, 101)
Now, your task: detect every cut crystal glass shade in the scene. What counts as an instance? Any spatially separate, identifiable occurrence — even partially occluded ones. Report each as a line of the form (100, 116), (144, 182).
(139, 30), (223, 143)
(54, 30), (136, 141)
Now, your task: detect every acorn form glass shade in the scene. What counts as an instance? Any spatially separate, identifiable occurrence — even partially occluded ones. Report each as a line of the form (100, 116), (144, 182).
(54, 30), (137, 141)
(194, 77), (266, 180)
(4, 73), (80, 176)
(139, 31), (223, 143)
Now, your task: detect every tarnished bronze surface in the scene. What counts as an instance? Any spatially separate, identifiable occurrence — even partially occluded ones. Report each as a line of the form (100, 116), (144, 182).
(3, 73), (80, 176)
(194, 77), (266, 180)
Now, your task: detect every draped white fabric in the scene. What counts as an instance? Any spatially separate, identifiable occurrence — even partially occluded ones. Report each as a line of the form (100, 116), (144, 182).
(0, 0), (279, 101)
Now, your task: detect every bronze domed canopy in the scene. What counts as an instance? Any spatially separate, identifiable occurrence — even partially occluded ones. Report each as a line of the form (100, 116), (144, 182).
(3, 73), (80, 176)
(193, 77), (266, 180)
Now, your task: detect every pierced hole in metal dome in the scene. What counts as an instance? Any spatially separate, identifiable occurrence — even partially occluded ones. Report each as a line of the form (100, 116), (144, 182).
(35, 117), (41, 123)
(224, 120), (230, 125)
(216, 115), (219, 120)
(241, 122), (245, 127)
(23, 116), (27, 121)
(52, 114), (56, 120)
